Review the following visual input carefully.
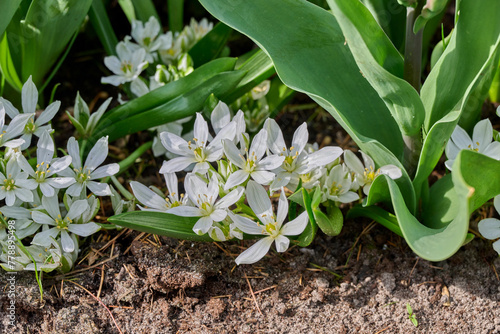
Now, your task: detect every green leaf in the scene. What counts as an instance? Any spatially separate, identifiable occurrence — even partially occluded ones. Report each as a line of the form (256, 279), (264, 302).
(118, 0), (136, 23)
(189, 22), (233, 68)
(91, 69), (246, 143)
(296, 187), (317, 247)
(0, 0), (22, 40)
(108, 211), (213, 242)
(91, 57), (237, 140)
(489, 63), (500, 103)
(89, 0), (119, 56)
(313, 205), (343, 236)
(200, 0), (416, 209)
(131, 0), (160, 24)
(0, 34), (23, 91)
(327, 0), (424, 137)
(347, 205), (402, 236)
(20, 0), (93, 84)
(168, 0), (184, 32)
(66, 111), (86, 137)
(267, 76), (295, 118)
(422, 0), (500, 132)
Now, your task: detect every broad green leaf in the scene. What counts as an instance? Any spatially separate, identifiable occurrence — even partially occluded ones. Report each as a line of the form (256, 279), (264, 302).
(413, 0), (448, 33)
(108, 211), (212, 242)
(347, 205), (402, 236)
(327, 0), (424, 137)
(267, 76), (295, 118)
(91, 70), (246, 143)
(422, 0), (500, 132)
(21, 0), (93, 84)
(89, 0), (119, 56)
(489, 64), (500, 103)
(378, 150), (500, 261)
(0, 0), (22, 40)
(200, 0), (416, 209)
(92, 57), (237, 138)
(189, 22), (233, 68)
(313, 205), (343, 236)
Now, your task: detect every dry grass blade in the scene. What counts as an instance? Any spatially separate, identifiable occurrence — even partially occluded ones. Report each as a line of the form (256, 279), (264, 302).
(244, 273), (263, 316)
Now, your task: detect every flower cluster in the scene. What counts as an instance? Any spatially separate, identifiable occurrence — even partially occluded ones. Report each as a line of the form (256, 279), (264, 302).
(131, 101), (402, 264)
(101, 16), (212, 96)
(0, 78), (119, 273)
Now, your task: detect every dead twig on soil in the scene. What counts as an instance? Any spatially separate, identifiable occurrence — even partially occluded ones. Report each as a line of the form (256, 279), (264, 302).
(63, 280), (124, 334)
(97, 264), (105, 299)
(374, 325), (392, 334)
(244, 273), (263, 316)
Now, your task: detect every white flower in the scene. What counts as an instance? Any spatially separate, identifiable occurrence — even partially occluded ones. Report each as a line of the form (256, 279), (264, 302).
(1, 77), (59, 149)
(159, 113), (236, 174)
(265, 119), (342, 192)
(130, 173), (190, 212)
(322, 164), (359, 203)
(478, 196), (500, 255)
(0, 205), (40, 240)
(167, 174), (243, 235)
(222, 129), (284, 190)
(344, 150), (402, 195)
(0, 159), (34, 206)
(131, 17), (170, 62)
(17, 131), (74, 197)
(101, 41), (148, 86)
(0, 102), (32, 149)
(31, 195), (100, 252)
(230, 181), (309, 265)
(151, 117), (193, 158)
(59, 137), (119, 196)
(68, 92), (112, 138)
(445, 119), (500, 170)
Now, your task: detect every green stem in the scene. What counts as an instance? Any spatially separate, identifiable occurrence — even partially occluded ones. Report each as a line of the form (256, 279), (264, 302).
(102, 141), (153, 184)
(403, 1), (425, 176)
(110, 175), (134, 201)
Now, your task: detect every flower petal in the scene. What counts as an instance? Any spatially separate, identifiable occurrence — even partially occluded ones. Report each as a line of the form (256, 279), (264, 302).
(67, 137), (82, 169)
(210, 209), (227, 222)
(224, 170), (249, 190)
(32, 211), (56, 226)
(68, 222), (101, 237)
(478, 218), (500, 240)
(274, 234), (290, 253)
(291, 122), (308, 155)
(130, 181), (168, 211)
(85, 136), (109, 171)
(472, 119), (493, 150)
(194, 113), (209, 144)
(192, 216), (213, 235)
(91, 163), (119, 179)
(86, 181), (112, 196)
(281, 211), (309, 236)
(228, 212), (263, 235)
(217, 186), (244, 208)
(246, 181), (272, 216)
(22, 76), (38, 114)
(276, 189), (288, 226)
(235, 237), (273, 265)
(250, 170), (275, 185)
(60, 230), (75, 253)
(160, 131), (189, 156)
(167, 206), (202, 217)
(159, 157), (194, 173)
(223, 139), (245, 169)
(36, 101), (60, 125)
(211, 101), (231, 134)
(32, 228), (59, 246)
(380, 165), (402, 180)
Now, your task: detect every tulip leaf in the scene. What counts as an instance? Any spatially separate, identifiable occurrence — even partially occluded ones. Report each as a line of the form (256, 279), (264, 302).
(347, 205), (402, 236)
(0, 34), (23, 91)
(200, 0), (416, 210)
(108, 211), (212, 242)
(314, 205), (343, 236)
(0, 0), (21, 40)
(422, 0), (500, 132)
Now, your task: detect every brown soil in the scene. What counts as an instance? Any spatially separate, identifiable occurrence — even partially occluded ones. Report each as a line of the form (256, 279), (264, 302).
(1, 218), (499, 334)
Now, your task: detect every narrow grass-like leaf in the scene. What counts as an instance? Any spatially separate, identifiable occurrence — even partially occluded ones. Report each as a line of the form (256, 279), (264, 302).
(131, 0), (159, 23)
(296, 187), (318, 247)
(189, 22), (232, 67)
(118, 0), (136, 23)
(89, 0), (119, 56)
(109, 211), (212, 242)
(168, 0), (184, 32)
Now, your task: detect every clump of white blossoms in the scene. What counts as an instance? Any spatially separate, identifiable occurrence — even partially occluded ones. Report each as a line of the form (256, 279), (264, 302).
(101, 40), (148, 86)
(445, 119), (500, 170)
(0, 78), (119, 274)
(130, 101), (402, 265)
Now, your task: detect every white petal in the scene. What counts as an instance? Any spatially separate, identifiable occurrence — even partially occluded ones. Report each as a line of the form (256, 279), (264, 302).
(264, 118), (286, 154)
(343, 150), (364, 175)
(66, 199), (89, 220)
(211, 101), (231, 133)
(209, 121), (236, 149)
(167, 206), (203, 217)
(68, 222), (101, 237)
(32, 228), (59, 246)
(86, 181), (112, 196)
(257, 155), (285, 171)
(450, 125), (472, 150)
(13, 188), (33, 203)
(269, 172), (292, 192)
(101, 75), (126, 86)
(48, 155), (72, 174)
(246, 181), (272, 216)
(360, 151), (375, 169)
(445, 138), (461, 161)
(223, 139), (245, 169)
(235, 237), (273, 265)
(249, 129), (268, 161)
(308, 147), (343, 167)
(380, 165), (402, 179)
(91, 163), (119, 179)
(194, 113), (209, 144)
(36, 101), (60, 125)
(274, 234), (290, 253)
(250, 170), (275, 185)
(276, 190), (288, 226)
(37, 130), (55, 163)
(66, 182), (84, 197)
(164, 173), (178, 198)
(483, 141), (500, 160)
(39, 182), (55, 197)
(217, 186), (244, 208)
(0, 97), (19, 118)
(192, 216), (214, 235)
(85, 136), (109, 171)
(130, 181), (168, 211)
(47, 177), (76, 189)
(473, 119), (493, 150)
(478, 218), (500, 240)
(494, 196), (500, 213)
(67, 137), (82, 169)
(32, 211), (56, 226)
(291, 122), (308, 155)
(337, 191), (360, 203)
(22, 76), (38, 114)
(160, 131), (189, 156)
(103, 56), (123, 74)
(210, 209), (227, 222)
(60, 230), (75, 253)
(224, 170), (249, 190)
(281, 211), (309, 236)
(159, 157), (194, 173)
(228, 212), (263, 235)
